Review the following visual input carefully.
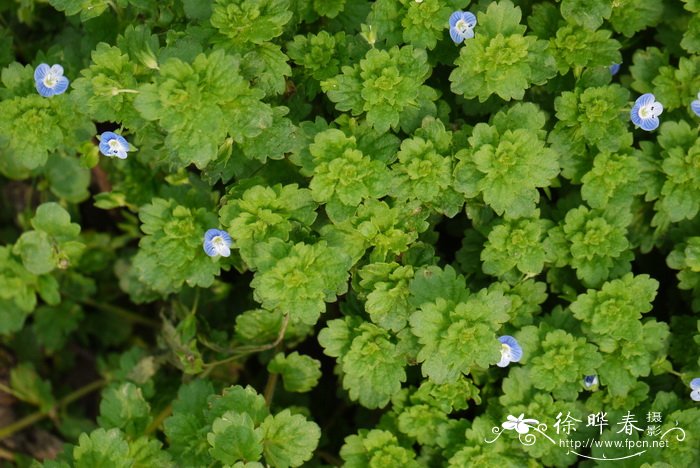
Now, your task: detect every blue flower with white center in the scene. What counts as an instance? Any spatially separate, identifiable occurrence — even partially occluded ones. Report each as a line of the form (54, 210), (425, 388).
(583, 374), (598, 389)
(609, 63), (620, 76)
(691, 378), (700, 402)
(203, 229), (232, 258)
(449, 11), (477, 44)
(691, 92), (700, 117)
(496, 335), (522, 368)
(630, 93), (663, 131)
(34, 63), (69, 97)
(98, 132), (131, 159)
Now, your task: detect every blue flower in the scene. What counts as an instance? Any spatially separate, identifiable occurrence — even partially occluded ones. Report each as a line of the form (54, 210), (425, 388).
(98, 132), (130, 159)
(496, 335), (522, 367)
(203, 229), (232, 257)
(609, 63), (620, 75)
(691, 92), (700, 117)
(691, 378), (700, 402)
(583, 375), (598, 389)
(34, 63), (69, 97)
(449, 11), (477, 44)
(630, 93), (663, 131)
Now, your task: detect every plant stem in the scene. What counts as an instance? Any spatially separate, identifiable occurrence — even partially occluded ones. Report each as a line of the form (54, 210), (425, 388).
(0, 379), (106, 440)
(0, 382), (25, 401)
(145, 404), (172, 435)
(201, 313), (290, 370)
(78, 298), (160, 328)
(264, 372), (278, 406)
(0, 447), (15, 461)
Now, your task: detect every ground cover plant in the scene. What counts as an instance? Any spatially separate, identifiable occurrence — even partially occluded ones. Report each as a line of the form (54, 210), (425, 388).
(0, 0), (700, 466)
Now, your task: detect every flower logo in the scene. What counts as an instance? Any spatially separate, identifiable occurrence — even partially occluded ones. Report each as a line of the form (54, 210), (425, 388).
(502, 414), (540, 434)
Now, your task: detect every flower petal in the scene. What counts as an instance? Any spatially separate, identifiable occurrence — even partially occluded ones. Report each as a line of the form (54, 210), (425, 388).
(691, 389), (700, 402)
(34, 64), (49, 82)
(49, 64), (64, 76)
(203, 240), (218, 257)
(449, 28), (464, 44)
(515, 423), (530, 434)
(216, 243), (231, 257)
(690, 378), (700, 390)
(204, 228), (222, 242)
(462, 12), (477, 27)
(639, 116), (659, 131)
(449, 11), (462, 27)
(691, 100), (700, 117)
(35, 81), (54, 97)
(52, 76), (69, 95)
(502, 421), (517, 430)
(636, 93), (655, 107)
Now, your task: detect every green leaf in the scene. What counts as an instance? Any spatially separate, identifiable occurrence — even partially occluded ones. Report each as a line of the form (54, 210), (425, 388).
(10, 363), (54, 411)
(267, 352), (322, 393)
(235, 309), (313, 345)
(240, 43), (292, 97)
(73, 428), (131, 468)
(652, 56), (700, 111)
(409, 290), (511, 383)
(314, 0), (346, 18)
(449, 1), (556, 102)
(0, 95), (93, 177)
(48, 0), (109, 21)
(342, 322), (407, 408)
(14, 231), (55, 275)
(560, 0), (611, 30)
(0, 298), (31, 336)
(570, 273), (658, 341)
(250, 240), (351, 325)
(163, 380), (215, 466)
(552, 84), (631, 153)
(341, 429), (420, 467)
(359, 262), (414, 331)
(183, 0), (213, 20)
(580, 150), (644, 211)
(397, 404), (449, 446)
(556, 206), (632, 287)
(45, 154), (91, 203)
(654, 122), (700, 222)
(131, 198), (220, 296)
(609, 0), (663, 37)
(408, 264), (470, 308)
(211, 0), (293, 49)
(550, 25), (620, 75)
(220, 183), (317, 268)
(69, 43), (146, 128)
(98, 382), (152, 438)
(528, 329), (602, 400)
(454, 104), (559, 218)
(207, 385), (271, 427)
(322, 45), (433, 132)
(32, 202), (81, 240)
(33, 301), (84, 352)
(481, 218), (554, 278)
(308, 129), (392, 222)
(134, 50), (273, 168)
(400, 0), (455, 50)
(208, 412), (264, 465)
(260, 409), (321, 468)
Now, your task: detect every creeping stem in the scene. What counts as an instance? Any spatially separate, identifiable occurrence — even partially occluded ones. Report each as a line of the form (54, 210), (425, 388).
(0, 379), (107, 440)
